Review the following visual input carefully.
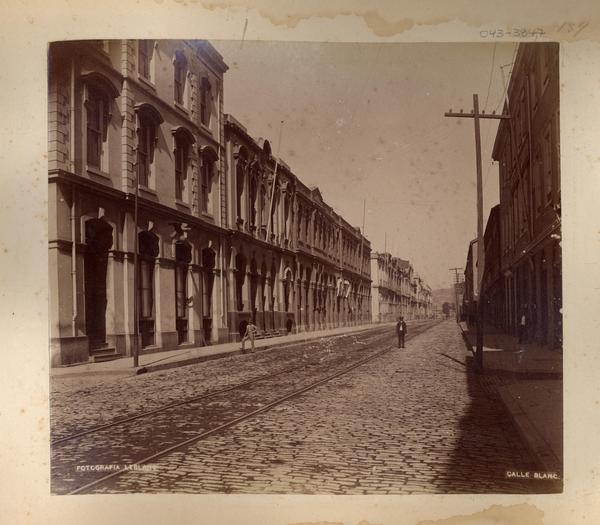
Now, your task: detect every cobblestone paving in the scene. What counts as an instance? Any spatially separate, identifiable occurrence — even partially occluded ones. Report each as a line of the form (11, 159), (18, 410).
(50, 326), (393, 440)
(52, 324), (435, 493)
(90, 320), (558, 495)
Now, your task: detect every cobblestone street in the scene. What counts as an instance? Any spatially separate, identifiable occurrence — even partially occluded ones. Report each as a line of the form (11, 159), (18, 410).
(50, 325), (394, 440)
(64, 320), (557, 495)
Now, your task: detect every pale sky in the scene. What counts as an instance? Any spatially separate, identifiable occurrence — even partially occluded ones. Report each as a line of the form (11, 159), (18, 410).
(212, 40), (516, 290)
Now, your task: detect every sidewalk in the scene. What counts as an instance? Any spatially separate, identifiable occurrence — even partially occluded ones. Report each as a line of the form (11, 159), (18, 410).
(51, 321), (395, 379)
(458, 321), (563, 475)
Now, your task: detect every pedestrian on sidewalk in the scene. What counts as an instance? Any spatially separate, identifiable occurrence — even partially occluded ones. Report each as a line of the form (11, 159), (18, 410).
(518, 309), (527, 345)
(396, 316), (407, 348)
(241, 322), (257, 353)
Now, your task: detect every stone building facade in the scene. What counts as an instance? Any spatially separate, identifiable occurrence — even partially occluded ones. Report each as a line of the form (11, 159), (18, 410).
(224, 115), (372, 339)
(370, 252), (432, 322)
(481, 205), (505, 328)
(491, 42), (561, 348)
(49, 39), (372, 366)
(462, 239), (478, 326)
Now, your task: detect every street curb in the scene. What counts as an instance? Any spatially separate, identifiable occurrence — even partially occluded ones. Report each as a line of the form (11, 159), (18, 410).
(138, 324), (395, 374)
(457, 322), (476, 356)
(496, 384), (562, 475)
(456, 322), (562, 379)
(51, 323), (397, 379)
(135, 348), (243, 375)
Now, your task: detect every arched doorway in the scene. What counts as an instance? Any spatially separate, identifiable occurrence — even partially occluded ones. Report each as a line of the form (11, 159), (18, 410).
(250, 259), (258, 324)
(260, 261), (267, 331)
(201, 247), (216, 342)
(175, 242), (192, 344)
(270, 261), (277, 329)
(84, 218), (113, 349)
(234, 253), (246, 312)
(283, 268), (293, 313)
(138, 230), (159, 348)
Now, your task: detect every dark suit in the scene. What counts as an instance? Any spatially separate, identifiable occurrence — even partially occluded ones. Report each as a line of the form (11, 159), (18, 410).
(396, 321), (407, 348)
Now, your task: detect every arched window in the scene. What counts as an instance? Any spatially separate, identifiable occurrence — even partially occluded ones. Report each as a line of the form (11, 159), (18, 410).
(172, 127), (195, 202)
(200, 76), (211, 126)
(297, 207), (302, 241)
(200, 146), (218, 215)
(249, 175), (258, 229)
(138, 40), (155, 81)
(86, 86), (104, 169)
(173, 51), (188, 106)
(270, 185), (280, 239)
(260, 184), (268, 235)
(235, 151), (247, 223)
(283, 193), (291, 240)
(135, 103), (163, 189)
(81, 72), (119, 173)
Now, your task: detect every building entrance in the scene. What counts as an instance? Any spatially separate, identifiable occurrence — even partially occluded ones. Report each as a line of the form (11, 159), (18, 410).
(84, 219), (113, 349)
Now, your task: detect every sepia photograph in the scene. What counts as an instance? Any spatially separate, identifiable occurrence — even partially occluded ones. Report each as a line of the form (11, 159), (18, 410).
(47, 38), (563, 496)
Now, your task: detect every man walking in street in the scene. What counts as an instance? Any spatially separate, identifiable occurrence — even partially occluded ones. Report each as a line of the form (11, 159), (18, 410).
(241, 322), (258, 353)
(396, 316), (407, 348)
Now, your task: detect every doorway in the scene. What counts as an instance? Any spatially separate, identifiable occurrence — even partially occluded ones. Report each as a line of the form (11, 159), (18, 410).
(84, 219), (113, 349)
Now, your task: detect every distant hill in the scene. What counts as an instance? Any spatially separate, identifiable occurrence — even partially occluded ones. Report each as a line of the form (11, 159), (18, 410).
(431, 287), (455, 308)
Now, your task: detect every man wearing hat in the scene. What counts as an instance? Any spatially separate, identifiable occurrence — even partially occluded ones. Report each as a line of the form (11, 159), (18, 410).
(396, 316), (407, 349)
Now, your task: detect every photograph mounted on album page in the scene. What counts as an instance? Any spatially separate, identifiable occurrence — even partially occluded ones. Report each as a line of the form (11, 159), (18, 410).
(1, 2), (600, 525)
(48, 37), (563, 496)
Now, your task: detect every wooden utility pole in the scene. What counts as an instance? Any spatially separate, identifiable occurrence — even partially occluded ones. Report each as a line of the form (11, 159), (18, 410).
(445, 94), (510, 372)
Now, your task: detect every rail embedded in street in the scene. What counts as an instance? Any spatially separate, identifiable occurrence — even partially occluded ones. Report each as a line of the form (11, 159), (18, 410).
(52, 322), (437, 495)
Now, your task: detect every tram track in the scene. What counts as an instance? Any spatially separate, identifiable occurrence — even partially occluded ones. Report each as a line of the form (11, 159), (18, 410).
(52, 321), (438, 495)
(51, 324), (397, 442)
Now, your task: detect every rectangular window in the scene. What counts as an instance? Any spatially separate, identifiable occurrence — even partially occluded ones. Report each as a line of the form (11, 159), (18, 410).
(201, 161), (211, 213)
(200, 77), (209, 126)
(137, 125), (152, 187)
(175, 145), (186, 200)
(86, 92), (102, 168)
(174, 60), (185, 105)
(138, 40), (151, 79)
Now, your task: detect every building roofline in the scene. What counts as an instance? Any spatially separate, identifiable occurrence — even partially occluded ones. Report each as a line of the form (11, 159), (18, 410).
(225, 113), (370, 245)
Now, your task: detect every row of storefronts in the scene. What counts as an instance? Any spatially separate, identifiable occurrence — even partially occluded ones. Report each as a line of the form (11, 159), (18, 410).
(48, 40), (372, 366)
